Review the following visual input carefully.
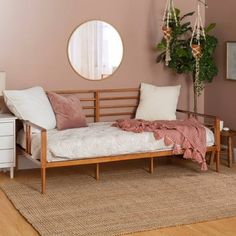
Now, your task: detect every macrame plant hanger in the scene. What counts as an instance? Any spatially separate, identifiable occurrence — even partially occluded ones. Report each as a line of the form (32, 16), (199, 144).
(162, 0), (178, 66)
(190, 0), (206, 95)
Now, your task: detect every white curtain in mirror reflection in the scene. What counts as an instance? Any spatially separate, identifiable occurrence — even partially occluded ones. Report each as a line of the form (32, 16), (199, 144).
(69, 21), (123, 80)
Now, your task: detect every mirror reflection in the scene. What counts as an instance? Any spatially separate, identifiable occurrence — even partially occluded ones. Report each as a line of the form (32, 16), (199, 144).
(68, 20), (123, 80)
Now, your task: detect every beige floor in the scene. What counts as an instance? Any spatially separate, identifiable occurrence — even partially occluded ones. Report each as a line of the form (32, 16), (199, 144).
(0, 160), (236, 236)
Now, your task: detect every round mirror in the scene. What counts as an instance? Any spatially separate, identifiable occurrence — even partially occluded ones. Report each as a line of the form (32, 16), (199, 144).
(68, 20), (123, 81)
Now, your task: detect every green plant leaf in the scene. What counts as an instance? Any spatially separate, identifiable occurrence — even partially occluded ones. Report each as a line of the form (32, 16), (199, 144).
(205, 23), (216, 33)
(175, 8), (180, 17)
(180, 11), (195, 21)
(181, 22), (191, 28)
(156, 52), (165, 63)
(156, 42), (166, 51)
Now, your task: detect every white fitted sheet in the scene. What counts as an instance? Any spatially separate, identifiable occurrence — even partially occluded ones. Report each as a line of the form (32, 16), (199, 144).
(17, 122), (215, 162)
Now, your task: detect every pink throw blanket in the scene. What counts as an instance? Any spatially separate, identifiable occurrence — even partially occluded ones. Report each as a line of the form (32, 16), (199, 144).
(113, 118), (207, 171)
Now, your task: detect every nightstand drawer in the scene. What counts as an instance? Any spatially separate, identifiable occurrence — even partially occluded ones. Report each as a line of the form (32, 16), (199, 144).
(0, 136), (14, 149)
(0, 149), (14, 163)
(0, 122), (14, 136)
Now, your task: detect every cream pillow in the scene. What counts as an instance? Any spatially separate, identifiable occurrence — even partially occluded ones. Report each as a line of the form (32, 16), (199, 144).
(135, 83), (181, 121)
(3, 86), (56, 130)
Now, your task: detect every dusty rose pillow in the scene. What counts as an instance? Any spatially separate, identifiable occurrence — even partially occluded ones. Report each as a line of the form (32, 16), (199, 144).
(47, 92), (87, 130)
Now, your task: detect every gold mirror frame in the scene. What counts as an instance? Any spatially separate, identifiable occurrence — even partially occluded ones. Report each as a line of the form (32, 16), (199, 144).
(67, 20), (124, 81)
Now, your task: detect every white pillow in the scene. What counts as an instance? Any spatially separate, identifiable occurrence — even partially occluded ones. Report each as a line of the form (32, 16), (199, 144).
(135, 83), (181, 121)
(3, 86), (56, 130)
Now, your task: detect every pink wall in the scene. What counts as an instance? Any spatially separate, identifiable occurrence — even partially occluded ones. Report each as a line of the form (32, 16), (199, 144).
(0, 0), (203, 112)
(205, 0), (236, 129)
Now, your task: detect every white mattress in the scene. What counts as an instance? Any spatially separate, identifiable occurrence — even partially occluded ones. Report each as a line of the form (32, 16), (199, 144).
(17, 122), (215, 162)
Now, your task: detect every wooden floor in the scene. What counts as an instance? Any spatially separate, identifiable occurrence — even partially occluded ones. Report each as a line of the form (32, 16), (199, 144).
(0, 160), (236, 236)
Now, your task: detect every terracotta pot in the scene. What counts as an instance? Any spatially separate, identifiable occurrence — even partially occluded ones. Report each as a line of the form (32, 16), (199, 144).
(191, 44), (202, 58)
(162, 26), (172, 40)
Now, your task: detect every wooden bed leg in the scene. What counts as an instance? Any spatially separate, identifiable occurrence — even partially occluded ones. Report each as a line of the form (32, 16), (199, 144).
(41, 167), (46, 194)
(214, 118), (221, 173)
(216, 151), (220, 172)
(149, 158), (154, 174)
(95, 163), (100, 180)
(208, 151), (215, 166)
(41, 130), (47, 194)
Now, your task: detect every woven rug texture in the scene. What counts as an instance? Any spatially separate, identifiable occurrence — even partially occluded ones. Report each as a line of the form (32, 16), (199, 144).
(1, 161), (236, 236)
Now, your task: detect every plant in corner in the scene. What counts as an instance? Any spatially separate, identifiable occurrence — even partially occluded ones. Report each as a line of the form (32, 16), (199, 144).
(156, 9), (218, 113)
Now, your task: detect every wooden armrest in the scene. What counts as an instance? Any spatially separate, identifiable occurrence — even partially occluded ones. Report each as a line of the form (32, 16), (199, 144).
(176, 109), (221, 151)
(176, 109), (217, 119)
(22, 120), (47, 156)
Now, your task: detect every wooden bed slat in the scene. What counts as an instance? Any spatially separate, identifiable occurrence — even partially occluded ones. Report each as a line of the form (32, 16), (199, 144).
(80, 98), (96, 102)
(100, 112), (135, 117)
(85, 114), (95, 118)
(83, 106), (96, 110)
(100, 104), (138, 109)
(100, 96), (139, 101)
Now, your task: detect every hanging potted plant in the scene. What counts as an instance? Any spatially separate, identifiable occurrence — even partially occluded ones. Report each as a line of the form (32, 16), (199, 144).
(156, 4), (218, 113)
(161, 0), (179, 66)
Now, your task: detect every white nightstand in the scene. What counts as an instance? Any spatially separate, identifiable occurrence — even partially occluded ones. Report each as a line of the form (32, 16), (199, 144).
(0, 114), (17, 179)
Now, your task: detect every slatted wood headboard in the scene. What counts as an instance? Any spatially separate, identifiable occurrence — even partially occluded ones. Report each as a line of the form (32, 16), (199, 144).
(49, 88), (140, 122)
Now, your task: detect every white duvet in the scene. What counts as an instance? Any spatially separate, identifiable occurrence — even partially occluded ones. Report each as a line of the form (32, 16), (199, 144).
(17, 122), (215, 162)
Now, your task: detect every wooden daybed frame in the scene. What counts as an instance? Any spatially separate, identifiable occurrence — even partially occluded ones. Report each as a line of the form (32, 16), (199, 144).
(18, 88), (221, 194)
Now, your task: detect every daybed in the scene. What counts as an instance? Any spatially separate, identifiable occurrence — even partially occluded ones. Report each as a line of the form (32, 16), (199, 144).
(14, 88), (220, 194)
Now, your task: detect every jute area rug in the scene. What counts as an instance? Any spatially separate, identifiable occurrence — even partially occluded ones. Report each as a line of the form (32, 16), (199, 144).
(1, 160), (236, 236)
